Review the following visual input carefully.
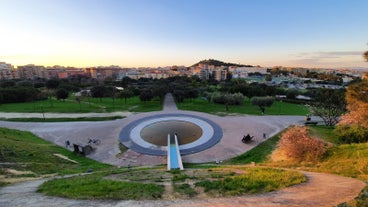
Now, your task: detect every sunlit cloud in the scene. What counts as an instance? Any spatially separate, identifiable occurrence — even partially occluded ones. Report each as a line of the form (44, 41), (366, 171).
(290, 51), (366, 68)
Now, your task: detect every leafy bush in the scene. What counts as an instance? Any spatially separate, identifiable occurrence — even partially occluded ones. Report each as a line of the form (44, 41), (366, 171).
(335, 125), (368, 144)
(277, 126), (329, 162)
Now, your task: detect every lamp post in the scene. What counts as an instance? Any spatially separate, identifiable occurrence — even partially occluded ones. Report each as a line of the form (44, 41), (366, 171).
(41, 105), (45, 120)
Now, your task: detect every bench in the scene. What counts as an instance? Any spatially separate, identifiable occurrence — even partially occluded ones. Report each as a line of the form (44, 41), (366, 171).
(304, 121), (318, 126)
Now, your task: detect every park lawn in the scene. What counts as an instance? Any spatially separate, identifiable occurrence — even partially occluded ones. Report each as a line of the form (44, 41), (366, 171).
(78, 96), (163, 112)
(0, 116), (124, 122)
(0, 98), (100, 113)
(177, 97), (310, 116)
(0, 96), (162, 113)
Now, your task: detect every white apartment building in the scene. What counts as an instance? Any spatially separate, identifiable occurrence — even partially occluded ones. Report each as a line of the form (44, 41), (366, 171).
(231, 66), (268, 78)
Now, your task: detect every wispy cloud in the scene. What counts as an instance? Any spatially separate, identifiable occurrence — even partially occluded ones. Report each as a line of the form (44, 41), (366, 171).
(290, 51), (366, 67)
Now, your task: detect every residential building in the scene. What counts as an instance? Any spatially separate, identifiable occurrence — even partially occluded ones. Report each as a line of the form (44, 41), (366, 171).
(17, 64), (48, 79)
(0, 62), (18, 79)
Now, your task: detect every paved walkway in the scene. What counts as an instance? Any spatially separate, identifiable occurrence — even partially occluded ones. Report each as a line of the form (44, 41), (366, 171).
(163, 93), (178, 112)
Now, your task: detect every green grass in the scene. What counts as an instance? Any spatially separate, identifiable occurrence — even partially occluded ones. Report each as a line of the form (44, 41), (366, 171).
(0, 96), (162, 113)
(0, 116), (124, 122)
(173, 183), (198, 198)
(38, 173), (164, 200)
(37, 166), (307, 200)
(195, 167), (306, 196)
(0, 127), (111, 177)
(226, 134), (281, 164)
(308, 125), (338, 144)
(177, 98), (309, 115)
(229, 126), (368, 181)
(266, 143), (368, 180)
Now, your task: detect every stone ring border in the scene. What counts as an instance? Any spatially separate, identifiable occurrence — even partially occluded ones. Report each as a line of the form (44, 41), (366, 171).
(119, 113), (223, 156)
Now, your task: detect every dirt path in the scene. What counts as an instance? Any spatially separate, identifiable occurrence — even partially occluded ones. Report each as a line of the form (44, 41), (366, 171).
(0, 171), (365, 207)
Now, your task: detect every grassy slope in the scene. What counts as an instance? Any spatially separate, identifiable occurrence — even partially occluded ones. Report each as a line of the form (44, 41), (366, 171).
(0, 127), (111, 184)
(177, 98), (309, 115)
(229, 126), (368, 180)
(227, 134), (281, 164)
(0, 96), (162, 113)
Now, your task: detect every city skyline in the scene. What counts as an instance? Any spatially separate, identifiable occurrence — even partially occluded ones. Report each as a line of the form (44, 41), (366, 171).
(1, 0), (368, 69)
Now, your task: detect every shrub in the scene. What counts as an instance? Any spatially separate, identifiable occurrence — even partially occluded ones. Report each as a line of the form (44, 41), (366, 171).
(277, 126), (329, 162)
(335, 125), (368, 144)
(208, 92), (244, 105)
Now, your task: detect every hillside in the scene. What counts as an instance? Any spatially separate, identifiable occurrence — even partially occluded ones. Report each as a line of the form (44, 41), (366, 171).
(191, 59), (253, 67)
(0, 127), (111, 186)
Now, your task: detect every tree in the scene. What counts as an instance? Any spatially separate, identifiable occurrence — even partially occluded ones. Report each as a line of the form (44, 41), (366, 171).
(45, 79), (60, 89)
(45, 79), (60, 107)
(81, 90), (91, 107)
(364, 51), (368, 62)
(75, 96), (83, 111)
(265, 74), (272, 82)
(0, 91), (3, 105)
(339, 80), (368, 128)
(172, 89), (185, 103)
(286, 89), (299, 99)
(16, 81), (33, 87)
(0, 80), (16, 88)
(119, 88), (134, 104)
(91, 85), (106, 102)
(308, 89), (346, 126)
(250, 96), (274, 114)
(336, 79), (368, 143)
(139, 89), (153, 102)
(56, 88), (69, 101)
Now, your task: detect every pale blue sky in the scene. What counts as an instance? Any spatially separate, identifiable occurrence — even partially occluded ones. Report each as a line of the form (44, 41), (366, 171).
(0, 0), (367, 68)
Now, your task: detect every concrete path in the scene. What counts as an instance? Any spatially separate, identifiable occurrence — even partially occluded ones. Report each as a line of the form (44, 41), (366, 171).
(163, 93), (178, 112)
(0, 171), (365, 207)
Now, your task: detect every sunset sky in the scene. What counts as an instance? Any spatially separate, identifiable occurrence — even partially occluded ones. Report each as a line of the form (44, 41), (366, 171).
(1, 0), (367, 68)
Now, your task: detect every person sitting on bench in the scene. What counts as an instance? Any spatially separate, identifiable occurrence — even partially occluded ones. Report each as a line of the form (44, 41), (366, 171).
(242, 134), (253, 143)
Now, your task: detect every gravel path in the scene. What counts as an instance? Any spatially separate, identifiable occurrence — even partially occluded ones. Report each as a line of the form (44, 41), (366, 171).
(0, 171), (365, 207)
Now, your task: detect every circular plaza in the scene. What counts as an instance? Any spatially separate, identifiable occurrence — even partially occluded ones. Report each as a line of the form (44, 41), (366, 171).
(119, 113), (223, 156)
